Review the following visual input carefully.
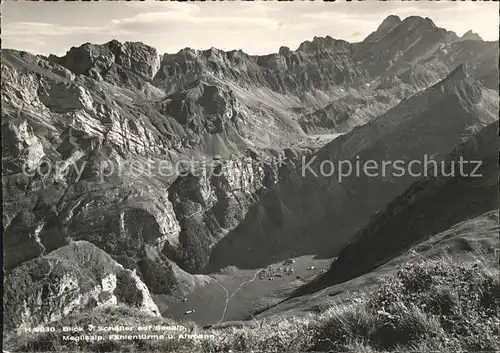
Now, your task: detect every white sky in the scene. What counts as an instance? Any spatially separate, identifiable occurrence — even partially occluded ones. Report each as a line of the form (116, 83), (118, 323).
(2, 1), (498, 56)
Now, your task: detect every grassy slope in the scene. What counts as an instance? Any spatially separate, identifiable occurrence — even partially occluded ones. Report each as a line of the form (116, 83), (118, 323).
(256, 209), (499, 319)
(286, 120), (498, 301)
(7, 251), (499, 353)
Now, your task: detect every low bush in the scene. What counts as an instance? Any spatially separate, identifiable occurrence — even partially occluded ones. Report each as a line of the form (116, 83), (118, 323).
(5, 255), (499, 352)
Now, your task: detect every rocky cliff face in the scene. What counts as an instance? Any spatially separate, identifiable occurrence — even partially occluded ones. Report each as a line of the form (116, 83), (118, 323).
(203, 63), (498, 273)
(299, 89), (402, 134)
(2, 15), (498, 332)
(355, 16), (459, 77)
(50, 40), (160, 83)
(4, 241), (160, 332)
(163, 157), (278, 273)
(297, 16), (497, 134)
(461, 30), (483, 41)
(154, 40), (366, 96)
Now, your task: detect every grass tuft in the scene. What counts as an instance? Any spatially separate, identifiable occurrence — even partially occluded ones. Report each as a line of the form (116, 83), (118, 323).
(5, 255), (499, 352)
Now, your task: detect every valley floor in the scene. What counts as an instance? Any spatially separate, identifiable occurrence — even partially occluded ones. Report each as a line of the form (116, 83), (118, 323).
(6, 210), (499, 352)
(156, 255), (333, 326)
(7, 253), (499, 353)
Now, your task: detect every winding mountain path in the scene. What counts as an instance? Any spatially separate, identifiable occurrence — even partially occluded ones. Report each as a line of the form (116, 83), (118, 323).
(211, 269), (263, 324)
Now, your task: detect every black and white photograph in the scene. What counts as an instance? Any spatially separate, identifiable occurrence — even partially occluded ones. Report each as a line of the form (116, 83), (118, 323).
(2, 1), (499, 352)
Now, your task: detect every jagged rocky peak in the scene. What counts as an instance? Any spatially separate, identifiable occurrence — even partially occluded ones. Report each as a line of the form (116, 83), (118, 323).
(400, 15), (437, 29)
(49, 39), (160, 80)
(382, 14), (402, 26)
(383, 15), (447, 40)
(364, 14), (401, 42)
(202, 46), (227, 59)
(461, 30), (483, 41)
(158, 47), (200, 79)
(173, 47), (199, 59)
(278, 46), (292, 56)
(368, 15), (440, 41)
(226, 48), (249, 60)
(374, 16), (455, 42)
(113, 40), (161, 78)
(297, 35), (351, 52)
(155, 47), (232, 92)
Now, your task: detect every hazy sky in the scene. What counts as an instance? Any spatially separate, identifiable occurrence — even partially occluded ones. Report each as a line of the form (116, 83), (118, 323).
(2, 1), (498, 56)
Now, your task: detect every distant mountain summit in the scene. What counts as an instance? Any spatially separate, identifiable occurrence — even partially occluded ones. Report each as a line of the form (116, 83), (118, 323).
(1, 14), (498, 331)
(364, 14), (402, 42)
(461, 30), (483, 41)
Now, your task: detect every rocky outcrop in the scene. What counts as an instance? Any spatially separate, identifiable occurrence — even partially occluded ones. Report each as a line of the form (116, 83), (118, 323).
(159, 79), (242, 134)
(164, 156), (277, 272)
(299, 89), (402, 134)
(50, 40), (160, 81)
(37, 81), (94, 112)
(299, 16), (497, 135)
(4, 241), (160, 332)
(2, 119), (45, 173)
(461, 30), (483, 41)
(297, 36), (352, 53)
(355, 16), (459, 77)
(154, 40), (366, 96)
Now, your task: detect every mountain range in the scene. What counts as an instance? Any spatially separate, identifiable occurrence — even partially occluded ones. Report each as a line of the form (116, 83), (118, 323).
(2, 14), (498, 337)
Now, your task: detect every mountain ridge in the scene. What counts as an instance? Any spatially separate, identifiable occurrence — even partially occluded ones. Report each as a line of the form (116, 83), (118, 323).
(2, 14), (498, 331)
(286, 120), (499, 299)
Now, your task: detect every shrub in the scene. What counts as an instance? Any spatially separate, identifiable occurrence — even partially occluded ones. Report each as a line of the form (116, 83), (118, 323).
(313, 255), (500, 352)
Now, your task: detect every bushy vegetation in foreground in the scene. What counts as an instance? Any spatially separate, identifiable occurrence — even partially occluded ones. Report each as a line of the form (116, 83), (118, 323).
(312, 255), (500, 352)
(6, 255), (499, 352)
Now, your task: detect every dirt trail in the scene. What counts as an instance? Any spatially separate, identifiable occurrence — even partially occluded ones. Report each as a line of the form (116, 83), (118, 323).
(211, 269), (262, 324)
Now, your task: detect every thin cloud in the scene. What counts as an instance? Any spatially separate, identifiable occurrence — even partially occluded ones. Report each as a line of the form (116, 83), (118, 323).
(111, 11), (277, 32)
(2, 1), (498, 56)
(122, 1), (199, 12)
(3, 22), (104, 36)
(3, 21), (130, 38)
